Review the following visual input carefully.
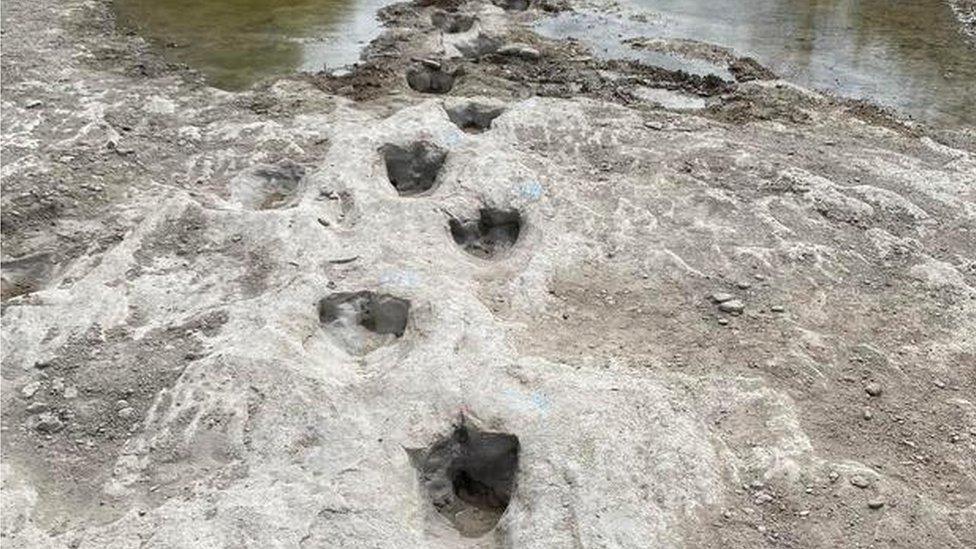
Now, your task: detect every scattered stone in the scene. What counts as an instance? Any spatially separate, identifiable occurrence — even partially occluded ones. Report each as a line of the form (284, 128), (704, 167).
(770, 305), (785, 313)
(20, 381), (41, 399)
(828, 471), (839, 483)
(709, 292), (734, 303)
(754, 491), (774, 504)
(862, 408), (873, 420)
(849, 475), (871, 489)
(718, 299), (745, 315)
(737, 281), (752, 290)
(497, 43), (541, 60)
(117, 407), (136, 419)
(717, 318), (729, 326)
(867, 499), (885, 509)
(32, 412), (64, 433)
(26, 402), (50, 414)
(864, 382), (883, 397)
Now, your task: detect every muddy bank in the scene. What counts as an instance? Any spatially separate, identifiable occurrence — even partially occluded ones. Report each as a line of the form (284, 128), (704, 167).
(2, 0), (975, 547)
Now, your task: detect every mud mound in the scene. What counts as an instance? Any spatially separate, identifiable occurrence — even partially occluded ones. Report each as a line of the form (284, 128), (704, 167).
(406, 62), (457, 94)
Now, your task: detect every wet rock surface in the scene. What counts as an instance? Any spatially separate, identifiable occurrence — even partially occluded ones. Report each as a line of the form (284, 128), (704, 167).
(2, 0), (975, 547)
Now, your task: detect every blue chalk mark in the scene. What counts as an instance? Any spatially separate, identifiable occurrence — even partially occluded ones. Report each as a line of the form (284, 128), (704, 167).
(514, 180), (544, 201)
(502, 388), (551, 417)
(379, 270), (421, 287)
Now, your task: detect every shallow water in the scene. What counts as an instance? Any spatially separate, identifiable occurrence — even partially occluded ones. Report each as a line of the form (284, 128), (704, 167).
(114, 0), (394, 90)
(540, 0), (976, 127)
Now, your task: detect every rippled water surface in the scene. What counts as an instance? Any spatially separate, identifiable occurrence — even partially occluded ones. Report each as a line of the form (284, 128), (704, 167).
(542, 0), (976, 127)
(114, 0), (394, 89)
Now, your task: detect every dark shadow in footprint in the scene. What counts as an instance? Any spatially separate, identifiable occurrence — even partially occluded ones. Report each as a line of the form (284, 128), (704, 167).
(406, 63), (457, 94)
(431, 10), (475, 33)
(319, 291), (410, 354)
(230, 161), (305, 210)
(379, 141), (447, 196)
(449, 208), (522, 258)
(494, 0), (529, 11)
(409, 421), (520, 538)
(445, 101), (505, 133)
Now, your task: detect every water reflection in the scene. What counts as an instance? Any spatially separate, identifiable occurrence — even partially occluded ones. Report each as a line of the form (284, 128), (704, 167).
(628, 0), (976, 126)
(114, 0), (393, 90)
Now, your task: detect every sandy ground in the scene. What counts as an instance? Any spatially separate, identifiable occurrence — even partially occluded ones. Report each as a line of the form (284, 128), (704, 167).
(2, 0), (975, 547)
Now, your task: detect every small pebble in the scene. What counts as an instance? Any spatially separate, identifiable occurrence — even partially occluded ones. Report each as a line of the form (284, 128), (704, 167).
(718, 318), (729, 326)
(710, 292), (735, 303)
(26, 402), (50, 414)
(865, 382), (883, 397)
(850, 475), (871, 489)
(770, 305), (785, 313)
(737, 282), (752, 290)
(33, 412), (64, 433)
(867, 499), (885, 509)
(497, 43), (541, 60)
(718, 299), (745, 315)
(20, 381), (42, 399)
(117, 407), (136, 419)
(863, 408), (873, 420)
